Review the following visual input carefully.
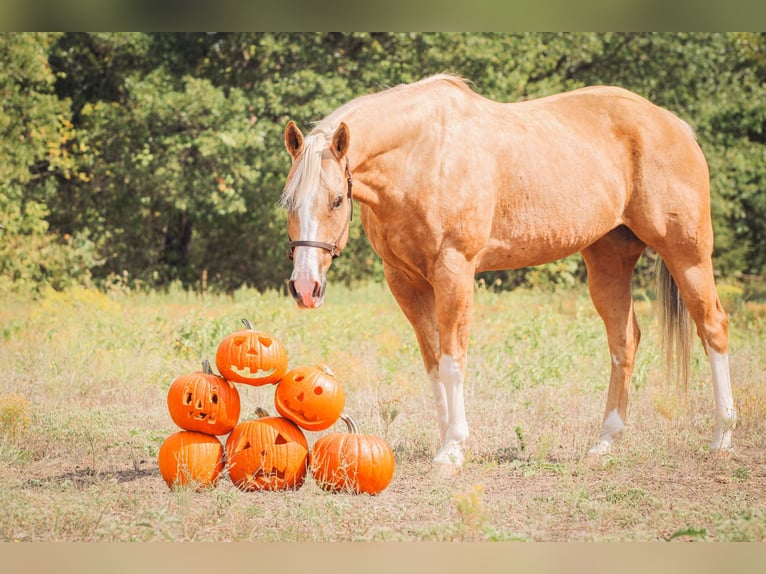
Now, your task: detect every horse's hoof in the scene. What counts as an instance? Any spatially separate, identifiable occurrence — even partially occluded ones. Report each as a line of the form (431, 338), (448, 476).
(586, 439), (611, 457)
(433, 443), (465, 478)
(584, 440), (612, 466)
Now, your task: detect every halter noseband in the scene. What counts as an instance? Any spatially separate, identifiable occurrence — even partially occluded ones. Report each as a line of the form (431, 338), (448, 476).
(287, 159), (353, 261)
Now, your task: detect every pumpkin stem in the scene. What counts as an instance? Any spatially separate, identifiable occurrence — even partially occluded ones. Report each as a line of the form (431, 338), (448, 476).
(241, 318), (255, 330)
(254, 407), (270, 419)
(202, 359), (213, 375)
(340, 413), (360, 434)
(318, 363), (336, 377)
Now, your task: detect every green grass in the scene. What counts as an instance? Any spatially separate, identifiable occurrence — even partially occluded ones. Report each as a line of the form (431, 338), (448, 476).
(1, 281), (765, 541)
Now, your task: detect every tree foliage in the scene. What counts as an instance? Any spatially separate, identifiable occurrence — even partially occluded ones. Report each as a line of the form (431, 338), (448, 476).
(1, 33), (765, 295)
(0, 32), (96, 291)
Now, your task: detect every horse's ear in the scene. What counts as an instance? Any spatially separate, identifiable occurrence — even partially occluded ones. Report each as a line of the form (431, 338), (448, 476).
(331, 122), (350, 160)
(285, 121), (304, 159)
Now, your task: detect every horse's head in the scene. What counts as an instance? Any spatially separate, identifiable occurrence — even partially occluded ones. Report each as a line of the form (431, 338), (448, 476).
(282, 120), (352, 309)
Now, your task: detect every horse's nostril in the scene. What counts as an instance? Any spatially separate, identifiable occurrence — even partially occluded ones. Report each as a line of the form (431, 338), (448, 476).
(288, 280), (299, 301)
(318, 280), (327, 301)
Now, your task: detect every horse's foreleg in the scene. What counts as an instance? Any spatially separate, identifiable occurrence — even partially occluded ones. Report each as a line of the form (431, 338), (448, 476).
(382, 264), (447, 439)
(428, 370), (449, 443)
(431, 253), (475, 470)
(582, 233), (645, 457)
(432, 354), (469, 468)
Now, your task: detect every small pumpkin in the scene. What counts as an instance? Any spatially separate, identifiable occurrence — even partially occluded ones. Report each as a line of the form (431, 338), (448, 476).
(310, 414), (395, 495)
(167, 360), (241, 435)
(158, 430), (225, 490)
(225, 408), (309, 491)
(275, 363), (345, 431)
(215, 319), (288, 386)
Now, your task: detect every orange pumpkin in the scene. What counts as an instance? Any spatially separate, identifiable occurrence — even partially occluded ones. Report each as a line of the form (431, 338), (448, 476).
(310, 414), (395, 495)
(167, 360), (241, 435)
(158, 430), (225, 490)
(274, 363), (345, 431)
(225, 409), (309, 491)
(215, 319), (288, 386)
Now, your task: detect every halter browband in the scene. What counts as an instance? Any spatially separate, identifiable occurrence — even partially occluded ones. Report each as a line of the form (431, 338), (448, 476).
(287, 159), (353, 261)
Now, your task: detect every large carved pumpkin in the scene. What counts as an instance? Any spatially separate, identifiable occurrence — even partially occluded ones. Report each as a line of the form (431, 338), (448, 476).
(225, 409), (309, 491)
(216, 319), (288, 386)
(158, 430), (225, 490)
(166, 360), (240, 436)
(310, 415), (395, 495)
(274, 363), (345, 431)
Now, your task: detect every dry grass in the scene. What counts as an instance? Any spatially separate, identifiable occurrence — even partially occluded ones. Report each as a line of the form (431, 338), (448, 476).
(1, 281), (765, 541)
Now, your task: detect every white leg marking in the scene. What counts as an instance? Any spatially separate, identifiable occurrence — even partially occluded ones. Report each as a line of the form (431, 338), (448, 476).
(433, 355), (469, 468)
(587, 408), (625, 456)
(428, 368), (448, 442)
(707, 346), (736, 452)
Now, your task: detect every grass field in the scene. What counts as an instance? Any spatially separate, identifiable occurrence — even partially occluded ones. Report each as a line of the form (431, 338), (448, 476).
(1, 280), (765, 542)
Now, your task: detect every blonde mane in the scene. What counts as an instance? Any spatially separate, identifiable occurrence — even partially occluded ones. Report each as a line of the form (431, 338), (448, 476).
(280, 125), (337, 212)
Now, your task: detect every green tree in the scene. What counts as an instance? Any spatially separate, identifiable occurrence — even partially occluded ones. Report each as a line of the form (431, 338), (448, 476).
(3, 33), (763, 296)
(0, 32), (94, 292)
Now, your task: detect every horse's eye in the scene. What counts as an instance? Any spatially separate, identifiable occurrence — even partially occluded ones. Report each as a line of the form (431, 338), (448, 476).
(332, 195), (344, 209)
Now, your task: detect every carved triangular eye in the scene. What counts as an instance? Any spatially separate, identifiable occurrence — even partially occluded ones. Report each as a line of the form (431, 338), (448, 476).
(275, 434), (288, 445)
(184, 392), (193, 405)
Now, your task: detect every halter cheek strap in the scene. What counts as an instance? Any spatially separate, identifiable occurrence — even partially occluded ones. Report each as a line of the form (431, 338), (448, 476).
(288, 159), (353, 261)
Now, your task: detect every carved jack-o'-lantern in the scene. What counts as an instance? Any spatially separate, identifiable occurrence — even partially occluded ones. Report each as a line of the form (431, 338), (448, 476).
(215, 319), (288, 386)
(158, 430), (225, 491)
(167, 360), (241, 436)
(225, 409), (309, 491)
(274, 363), (346, 431)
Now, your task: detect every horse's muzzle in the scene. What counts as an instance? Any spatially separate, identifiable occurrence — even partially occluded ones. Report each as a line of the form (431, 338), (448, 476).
(288, 277), (327, 308)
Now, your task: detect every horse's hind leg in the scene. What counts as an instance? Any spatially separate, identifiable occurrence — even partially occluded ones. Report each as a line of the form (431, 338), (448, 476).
(582, 227), (647, 456)
(659, 252), (735, 453)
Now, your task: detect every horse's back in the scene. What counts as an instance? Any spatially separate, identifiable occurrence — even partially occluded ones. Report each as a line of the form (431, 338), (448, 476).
(351, 77), (711, 273)
(467, 85), (710, 268)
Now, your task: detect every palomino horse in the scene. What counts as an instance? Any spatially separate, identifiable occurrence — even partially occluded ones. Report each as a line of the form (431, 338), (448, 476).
(281, 74), (735, 470)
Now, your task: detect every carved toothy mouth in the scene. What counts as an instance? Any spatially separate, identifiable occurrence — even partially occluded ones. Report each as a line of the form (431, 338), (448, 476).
(230, 366), (276, 380)
(249, 469), (288, 481)
(237, 436), (296, 482)
(190, 412), (218, 425)
(280, 399), (320, 422)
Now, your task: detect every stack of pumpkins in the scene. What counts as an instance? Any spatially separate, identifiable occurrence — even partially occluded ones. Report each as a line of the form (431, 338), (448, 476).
(158, 319), (395, 495)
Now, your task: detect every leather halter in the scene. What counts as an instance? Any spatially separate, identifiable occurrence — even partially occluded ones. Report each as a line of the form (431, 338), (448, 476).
(288, 158), (353, 260)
